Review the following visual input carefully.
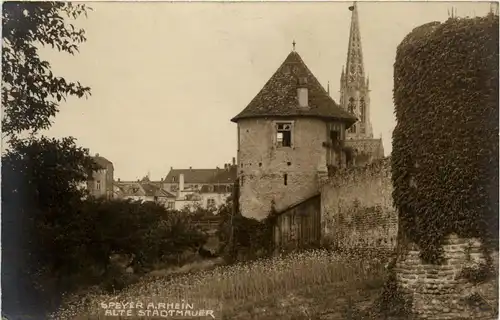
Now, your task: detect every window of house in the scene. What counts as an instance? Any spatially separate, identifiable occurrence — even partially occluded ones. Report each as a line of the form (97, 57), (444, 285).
(349, 124), (357, 134)
(240, 176), (244, 186)
(276, 122), (292, 147)
(207, 198), (215, 207)
(167, 201), (175, 209)
(96, 180), (101, 190)
(170, 185), (178, 192)
(172, 177), (176, 182)
(284, 173), (288, 186)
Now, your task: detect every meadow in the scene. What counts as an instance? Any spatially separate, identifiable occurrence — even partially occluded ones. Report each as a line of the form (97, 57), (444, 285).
(52, 249), (389, 320)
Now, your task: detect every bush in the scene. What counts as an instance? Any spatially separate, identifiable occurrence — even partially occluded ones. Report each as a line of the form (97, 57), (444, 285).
(217, 201), (275, 263)
(392, 15), (499, 263)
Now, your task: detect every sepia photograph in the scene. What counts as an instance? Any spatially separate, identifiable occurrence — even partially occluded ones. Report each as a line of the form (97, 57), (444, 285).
(1, 1), (498, 319)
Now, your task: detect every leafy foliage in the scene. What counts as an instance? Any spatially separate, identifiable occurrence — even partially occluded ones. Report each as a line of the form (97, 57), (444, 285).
(2, 2), (95, 317)
(2, 2), (91, 139)
(0, 3), (205, 317)
(392, 15), (499, 263)
(374, 271), (413, 319)
(459, 262), (496, 285)
(2, 136), (98, 315)
(217, 197), (275, 263)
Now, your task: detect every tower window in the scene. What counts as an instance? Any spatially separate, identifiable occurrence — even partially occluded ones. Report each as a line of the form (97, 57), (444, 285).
(348, 97), (355, 114)
(284, 174), (288, 186)
(349, 124), (357, 134)
(360, 98), (366, 122)
(276, 122), (292, 147)
(96, 180), (101, 190)
(330, 130), (339, 141)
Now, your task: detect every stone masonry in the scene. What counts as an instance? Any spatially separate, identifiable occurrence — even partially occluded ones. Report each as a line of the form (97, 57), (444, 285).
(395, 234), (499, 320)
(318, 157), (397, 250)
(237, 117), (332, 221)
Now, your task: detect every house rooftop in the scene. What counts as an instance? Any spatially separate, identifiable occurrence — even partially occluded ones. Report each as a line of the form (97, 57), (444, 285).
(92, 154), (113, 169)
(231, 50), (357, 125)
(164, 166), (237, 184)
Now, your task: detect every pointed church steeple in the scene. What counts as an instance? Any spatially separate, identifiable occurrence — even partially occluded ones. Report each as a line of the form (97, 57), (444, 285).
(345, 2), (365, 87)
(339, 1), (373, 139)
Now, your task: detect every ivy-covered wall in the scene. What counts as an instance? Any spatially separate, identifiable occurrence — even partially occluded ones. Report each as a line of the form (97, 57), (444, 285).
(392, 15), (499, 263)
(319, 157), (397, 251)
(390, 15), (499, 319)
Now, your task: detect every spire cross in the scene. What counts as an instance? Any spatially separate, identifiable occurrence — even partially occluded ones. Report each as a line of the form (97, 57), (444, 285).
(292, 40), (296, 51)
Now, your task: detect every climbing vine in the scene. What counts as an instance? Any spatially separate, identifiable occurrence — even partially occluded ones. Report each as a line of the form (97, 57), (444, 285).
(392, 15), (499, 263)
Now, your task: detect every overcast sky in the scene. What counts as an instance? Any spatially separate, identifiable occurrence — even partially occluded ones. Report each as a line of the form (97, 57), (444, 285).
(41, 1), (492, 181)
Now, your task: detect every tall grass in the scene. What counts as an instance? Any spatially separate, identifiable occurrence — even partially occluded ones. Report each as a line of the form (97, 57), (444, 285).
(52, 249), (385, 319)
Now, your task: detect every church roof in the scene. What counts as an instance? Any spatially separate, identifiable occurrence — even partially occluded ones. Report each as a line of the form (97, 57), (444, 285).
(231, 50), (357, 125)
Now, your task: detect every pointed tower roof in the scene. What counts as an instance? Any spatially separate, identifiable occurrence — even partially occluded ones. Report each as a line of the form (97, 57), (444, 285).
(231, 51), (357, 124)
(344, 2), (366, 86)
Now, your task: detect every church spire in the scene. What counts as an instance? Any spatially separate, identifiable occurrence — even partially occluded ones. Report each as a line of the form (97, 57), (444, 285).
(345, 2), (365, 87)
(339, 1), (373, 140)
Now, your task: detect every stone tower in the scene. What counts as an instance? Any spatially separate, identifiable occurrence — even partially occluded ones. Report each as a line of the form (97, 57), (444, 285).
(339, 2), (384, 165)
(231, 48), (356, 220)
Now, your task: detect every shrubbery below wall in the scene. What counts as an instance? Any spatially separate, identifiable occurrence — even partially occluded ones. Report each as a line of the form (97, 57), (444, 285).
(392, 15), (499, 263)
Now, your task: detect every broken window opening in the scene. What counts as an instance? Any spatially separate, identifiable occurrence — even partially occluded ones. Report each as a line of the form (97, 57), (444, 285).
(276, 123), (292, 147)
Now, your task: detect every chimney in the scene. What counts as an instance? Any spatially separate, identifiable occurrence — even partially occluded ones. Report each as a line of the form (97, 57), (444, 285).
(232, 157), (236, 166)
(224, 164), (227, 169)
(297, 77), (308, 107)
(170, 166), (173, 170)
(96, 153), (100, 157)
(189, 166), (192, 170)
(117, 178), (121, 182)
(179, 173), (184, 191)
(160, 178), (163, 182)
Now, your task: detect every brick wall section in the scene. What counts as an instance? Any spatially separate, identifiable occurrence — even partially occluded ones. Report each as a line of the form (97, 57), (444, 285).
(318, 157), (398, 250)
(237, 118), (333, 220)
(395, 234), (499, 320)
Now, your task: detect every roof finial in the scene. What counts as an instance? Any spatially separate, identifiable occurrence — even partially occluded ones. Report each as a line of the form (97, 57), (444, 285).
(327, 81), (330, 95)
(292, 40), (296, 51)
